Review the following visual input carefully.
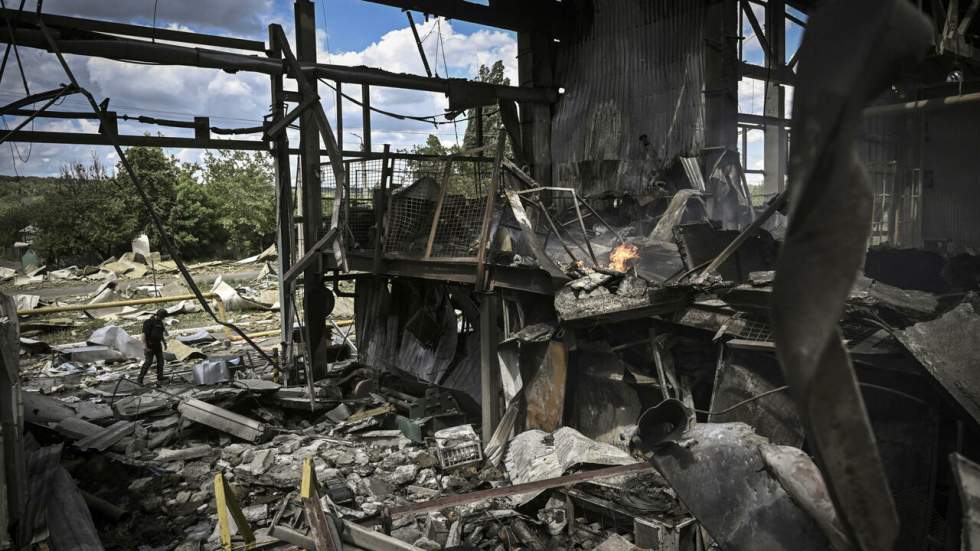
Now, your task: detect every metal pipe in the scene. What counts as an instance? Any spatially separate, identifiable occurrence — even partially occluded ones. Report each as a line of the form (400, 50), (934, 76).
(863, 90), (980, 117)
(17, 293), (218, 316)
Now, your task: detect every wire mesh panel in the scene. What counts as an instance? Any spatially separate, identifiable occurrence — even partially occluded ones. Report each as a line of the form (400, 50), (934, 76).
(385, 158), (444, 255)
(346, 159), (385, 249)
(321, 152), (497, 259)
(428, 160), (495, 258)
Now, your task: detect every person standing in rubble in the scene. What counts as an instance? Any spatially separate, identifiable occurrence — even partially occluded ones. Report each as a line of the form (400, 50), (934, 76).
(138, 308), (168, 385)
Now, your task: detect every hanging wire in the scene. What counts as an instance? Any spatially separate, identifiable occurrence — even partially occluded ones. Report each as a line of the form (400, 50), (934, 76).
(436, 18), (460, 147)
(694, 381), (927, 416)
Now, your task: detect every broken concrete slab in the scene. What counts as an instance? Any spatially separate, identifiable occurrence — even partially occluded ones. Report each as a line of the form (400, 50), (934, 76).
(155, 445), (212, 462)
(178, 398), (265, 443)
(75, 420), (136, 452)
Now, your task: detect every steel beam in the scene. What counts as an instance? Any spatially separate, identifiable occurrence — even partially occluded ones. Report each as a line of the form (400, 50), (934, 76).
(763, 0), (787, 197)
(361, 0), (565, 35)
(294, 0), (330, 373)
(0, 7), (265, 51)
(705, 0), (739, 151)
(0, 23), (556, 105)
(270, 27), (295, 363)
(362, 84), (372, 152)
(479, 291), (501, 443)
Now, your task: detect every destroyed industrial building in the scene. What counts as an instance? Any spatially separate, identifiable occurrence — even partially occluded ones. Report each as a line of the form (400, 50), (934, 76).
(2, 0), (980, 550)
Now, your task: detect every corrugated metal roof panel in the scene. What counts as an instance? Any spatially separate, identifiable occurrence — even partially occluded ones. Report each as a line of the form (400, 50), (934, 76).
(552, 0), (707, 196)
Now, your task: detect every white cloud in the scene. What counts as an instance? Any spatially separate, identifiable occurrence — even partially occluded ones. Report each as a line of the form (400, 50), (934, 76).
(1, 16), (517, 176)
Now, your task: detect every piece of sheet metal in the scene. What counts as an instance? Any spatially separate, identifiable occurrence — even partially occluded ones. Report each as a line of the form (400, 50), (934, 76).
(950, 452), (980, 550)
(770, 2), (932, 550)
(897, 301), (980, 427)
(632, 422), (832, 551)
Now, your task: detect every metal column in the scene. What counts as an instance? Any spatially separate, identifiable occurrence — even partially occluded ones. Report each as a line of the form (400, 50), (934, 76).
(517, 31), (553, 187)
(704, 0), (739, 151)
(270, 28), (295, 362)
(763, 0), (787, 196)
(361, 84), (372, 152)
(480, 292), (502, 442)
(336, 80), (343, 151)
(296, 0), (330, 371)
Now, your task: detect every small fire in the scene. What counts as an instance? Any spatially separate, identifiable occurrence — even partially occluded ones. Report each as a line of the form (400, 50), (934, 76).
(608, 242), (639, 272)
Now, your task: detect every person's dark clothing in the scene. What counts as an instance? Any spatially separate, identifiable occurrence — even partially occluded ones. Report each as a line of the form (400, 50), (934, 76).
(142, 316), (165, 344)
(138, 316), (166, 384)
(138, 341), (164, 384)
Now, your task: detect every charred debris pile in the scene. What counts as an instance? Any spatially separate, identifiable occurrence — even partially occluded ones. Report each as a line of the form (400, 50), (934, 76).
(5, 151), (980, 551)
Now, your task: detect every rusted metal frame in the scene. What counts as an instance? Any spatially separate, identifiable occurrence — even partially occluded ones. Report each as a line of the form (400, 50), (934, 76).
(513, 186), (596, 261)
(475, 126), (507, 292)
(405, 11), (432, 77)
(264, 94), (317, 139)
(387, 463), (653, 517)
(502, 160), (618, 258)
(0, 85), (74, 145)
(504, 190), (566, 279)
(575, 195), (625, 245)
(570, 192), (599, 268)
(0, 83), (76, 115)
(272, 23), (349, 273)
(740, 0), (773, 66)
(525, 198), (579, 264)
(424, 155), (456, 258)
(693, 190), (787, 283)
(374, 143), (392, 273)
(31, 8), (274, 364)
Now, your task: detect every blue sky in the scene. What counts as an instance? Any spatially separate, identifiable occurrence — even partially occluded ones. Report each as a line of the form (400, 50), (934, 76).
(0, 1), (803, 179)
(0, 0), (517, 175)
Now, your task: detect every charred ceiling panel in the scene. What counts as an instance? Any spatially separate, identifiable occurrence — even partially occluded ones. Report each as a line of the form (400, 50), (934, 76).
(551, 0), (706, 197)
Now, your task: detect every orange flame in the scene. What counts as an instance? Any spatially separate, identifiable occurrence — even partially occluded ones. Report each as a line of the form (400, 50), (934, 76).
(608, 243), (639, 272)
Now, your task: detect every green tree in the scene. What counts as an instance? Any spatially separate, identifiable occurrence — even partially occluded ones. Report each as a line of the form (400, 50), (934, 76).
(0, 175), (46, 253)
(202, 150), (276, 256)
(33, 156), (140, 264)
(167, 163), (224, 260)
(462, 61), (509, 152)
(115, 145), (180, 241)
